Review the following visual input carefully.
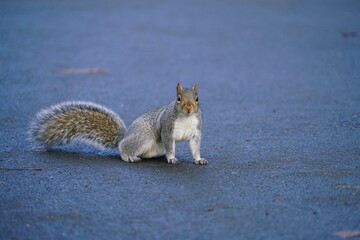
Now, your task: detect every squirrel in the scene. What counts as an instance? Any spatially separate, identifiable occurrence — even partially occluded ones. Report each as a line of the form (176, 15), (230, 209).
(29, 83), (208, 165)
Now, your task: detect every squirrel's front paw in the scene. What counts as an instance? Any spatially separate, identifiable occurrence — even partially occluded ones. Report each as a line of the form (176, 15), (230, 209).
(167, 158), (179, 164)
(195, 158), (208, 165)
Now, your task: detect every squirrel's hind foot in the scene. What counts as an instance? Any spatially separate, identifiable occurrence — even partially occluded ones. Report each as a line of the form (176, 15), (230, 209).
(121, 154), (141, 163)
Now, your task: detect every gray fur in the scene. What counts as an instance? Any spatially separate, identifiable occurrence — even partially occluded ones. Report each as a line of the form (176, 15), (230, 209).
(119, 100), (206, 164)
(29, 101), (126, 149)
(29, 85), (207, 164)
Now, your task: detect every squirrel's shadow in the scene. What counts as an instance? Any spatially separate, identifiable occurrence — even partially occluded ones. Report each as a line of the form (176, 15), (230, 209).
(36, 144), (189, 165)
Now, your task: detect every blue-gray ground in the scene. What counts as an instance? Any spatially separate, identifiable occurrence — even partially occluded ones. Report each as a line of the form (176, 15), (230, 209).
(1, 0), (359, 239)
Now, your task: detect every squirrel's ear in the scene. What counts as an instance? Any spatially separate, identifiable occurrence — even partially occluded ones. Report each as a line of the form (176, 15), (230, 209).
(177, 83), (183, 93)
(192, 83), (198, 92)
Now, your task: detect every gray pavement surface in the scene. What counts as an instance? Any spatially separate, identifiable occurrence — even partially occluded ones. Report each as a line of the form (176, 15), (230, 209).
(1, 0), (360, 239)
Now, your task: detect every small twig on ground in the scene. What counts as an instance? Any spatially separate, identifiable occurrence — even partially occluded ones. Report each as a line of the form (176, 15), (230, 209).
(0, 168), (43, 171)
(54, 68), (106, 74)
(334, 230), (360, 238)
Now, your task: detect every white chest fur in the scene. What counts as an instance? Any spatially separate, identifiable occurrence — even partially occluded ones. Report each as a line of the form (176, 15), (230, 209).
(173, 115), (199, 142)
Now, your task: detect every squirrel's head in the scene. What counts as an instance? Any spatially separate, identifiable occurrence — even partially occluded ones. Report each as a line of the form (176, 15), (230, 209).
(176, 83), (199, 114)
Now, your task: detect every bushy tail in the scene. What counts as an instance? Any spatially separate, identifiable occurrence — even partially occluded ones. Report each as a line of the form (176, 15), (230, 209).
(29, 101), (126, 149)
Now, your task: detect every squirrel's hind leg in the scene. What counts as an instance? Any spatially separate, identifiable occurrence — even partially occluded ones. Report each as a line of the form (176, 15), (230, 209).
(120, 153), (141, 163)
(119, 137), (165, 162)
(119, 136), (143, 163)
(119, 118), (166, 162)
(119, 136), (141, 162)
(119, 131), (162, 163)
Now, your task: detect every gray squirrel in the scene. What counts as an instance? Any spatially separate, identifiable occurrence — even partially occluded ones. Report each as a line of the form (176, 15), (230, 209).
(29, 83), (208, 165)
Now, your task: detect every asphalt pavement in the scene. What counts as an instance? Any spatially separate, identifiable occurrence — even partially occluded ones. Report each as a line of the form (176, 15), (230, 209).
(1, 0), (359, 239)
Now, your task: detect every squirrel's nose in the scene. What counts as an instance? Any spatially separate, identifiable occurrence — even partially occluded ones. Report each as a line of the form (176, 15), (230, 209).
(185, 105), (193, 112)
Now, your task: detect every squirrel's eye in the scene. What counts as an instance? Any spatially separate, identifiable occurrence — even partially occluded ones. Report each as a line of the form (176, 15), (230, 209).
(195, 97), (198, 102)
(177, 96), (181, 102)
